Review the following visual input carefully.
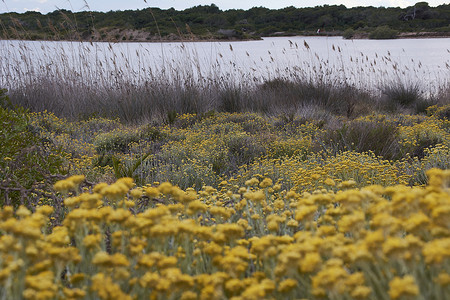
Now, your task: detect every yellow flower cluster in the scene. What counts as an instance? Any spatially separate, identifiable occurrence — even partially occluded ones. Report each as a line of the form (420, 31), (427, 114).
(0, 169), (449, 299)
(27, 109), (449, 198)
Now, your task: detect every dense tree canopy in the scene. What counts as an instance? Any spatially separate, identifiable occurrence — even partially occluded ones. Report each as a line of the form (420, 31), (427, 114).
(0, 2), (448, 40)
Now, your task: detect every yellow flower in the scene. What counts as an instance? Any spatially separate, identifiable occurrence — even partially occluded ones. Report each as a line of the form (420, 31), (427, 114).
(426, 168), (447, 189)
(422, 238), (450, 264)
(431, 204), (450, 228)
(83, 234), (102, 249)
(404, 212), (430, 233)
(259, 178), (273, 188)
(241, 279), (275, 300)
(116, 177), (134, 189)
(370, 213), (401, 235)
(157, 256), (178, 269)
(187, 200), (207, 214)
(16, 205), (31, 218)
(299, 252), (321, 273)
(0, 206), (14, 220)
(267, 221), (279, 232)
(70, 273), (86, 285)
(311, 194), (333, 206)
(53, 179), (75, 193)
(101, 183), (129, 200)
(324, 178), (336, 187)
(383, 237), (409, 258)
(349, 243), (373, 263)
(217, 223), (244, 237)
(287, 219), (299, 228)
(295, 205), (318, 222)
(277, 278), (298, 293)
(338, 180), (357, 189)
(345, 272), (365, 287)
(351, 285), (372, 299)
(108, 208), (131, 224)
(92, 252), (111, 267)
(145, 187), (160, 198)
(317, 225), (336, 236)
(158, 182), (173, 194)
(63, 287), (86, 299)
(46, 226), (70, 247)
(130, 188), (143, 199)
(311, 263), (349, 295)
(93, 182), (108, 193)
(25, 271), (57, 296)
(338, 211), (365, 234)
(35, 205), (54, 216)
(79, 192), (103, 209)
(68, 175), (86, 185)
(311, 174), (321, 180)
(244, 190), (265, 203)
(180, 291), (198, 300)
(210, 206), (234, 220)
(388, 276), (419, 299)
(245, 178), (259, 186)
(435, 272), (450, 286)
(91, 273), (132, 300)
(64, 196), (81, 208)
(225, 278), (245, 294)
(139, 272), (159, 288)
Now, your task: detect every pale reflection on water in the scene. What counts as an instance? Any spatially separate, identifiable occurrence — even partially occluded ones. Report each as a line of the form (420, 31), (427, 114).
(1, 36), (449, 93)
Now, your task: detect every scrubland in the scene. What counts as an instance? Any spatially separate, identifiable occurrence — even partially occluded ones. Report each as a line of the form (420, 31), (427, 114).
(0, 28), (450, 299)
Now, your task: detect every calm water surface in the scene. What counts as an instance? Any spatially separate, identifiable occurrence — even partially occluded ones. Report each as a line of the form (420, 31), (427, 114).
(1, 36), (449, 92)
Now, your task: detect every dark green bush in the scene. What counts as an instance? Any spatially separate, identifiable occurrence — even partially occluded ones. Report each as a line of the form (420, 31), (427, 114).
(0, 89), (66, 206)
(369, 26), (398, 39)
(343, 28), (355, 39)
(94, 125), (164, 154)
(94, 131), (142, 153)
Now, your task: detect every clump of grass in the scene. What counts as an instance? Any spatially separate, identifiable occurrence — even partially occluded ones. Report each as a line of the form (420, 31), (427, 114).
(256, 79), (372, 118)
(321, 116), (402, 160)
(380, 81), (428, 112)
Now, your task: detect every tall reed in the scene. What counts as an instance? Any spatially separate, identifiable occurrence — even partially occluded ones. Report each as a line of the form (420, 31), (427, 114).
(0, 7), (449, 123)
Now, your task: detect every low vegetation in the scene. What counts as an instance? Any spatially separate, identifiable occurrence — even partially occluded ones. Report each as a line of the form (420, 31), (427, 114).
(369, 26), (398, 39)
(0, 3), (449, 298)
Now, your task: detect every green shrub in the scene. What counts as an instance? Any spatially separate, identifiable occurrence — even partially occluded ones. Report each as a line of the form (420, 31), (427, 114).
(0, 89), (66, 206)
(93, 125), (164, 153)
(94, 130), (142, 153)
(369, 26), (397, 39)
(342, 28), (355, 39)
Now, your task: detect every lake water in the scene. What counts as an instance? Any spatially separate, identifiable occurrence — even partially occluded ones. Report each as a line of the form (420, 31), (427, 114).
(1, 36), (449, 93)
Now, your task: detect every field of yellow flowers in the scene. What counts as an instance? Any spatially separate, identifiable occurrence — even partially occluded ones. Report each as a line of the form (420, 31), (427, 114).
(1, 168), (449, 299)
(1, 98), (450, 299)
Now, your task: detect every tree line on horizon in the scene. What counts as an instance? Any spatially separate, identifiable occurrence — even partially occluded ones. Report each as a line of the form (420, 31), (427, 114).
(0, 1), (449, 41)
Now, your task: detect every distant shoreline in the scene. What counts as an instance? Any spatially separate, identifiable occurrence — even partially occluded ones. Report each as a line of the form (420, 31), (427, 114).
(2, 31), (449, 44)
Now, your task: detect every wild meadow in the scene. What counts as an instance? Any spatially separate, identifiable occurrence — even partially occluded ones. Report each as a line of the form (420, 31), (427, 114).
(1, 11), (450, 299)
